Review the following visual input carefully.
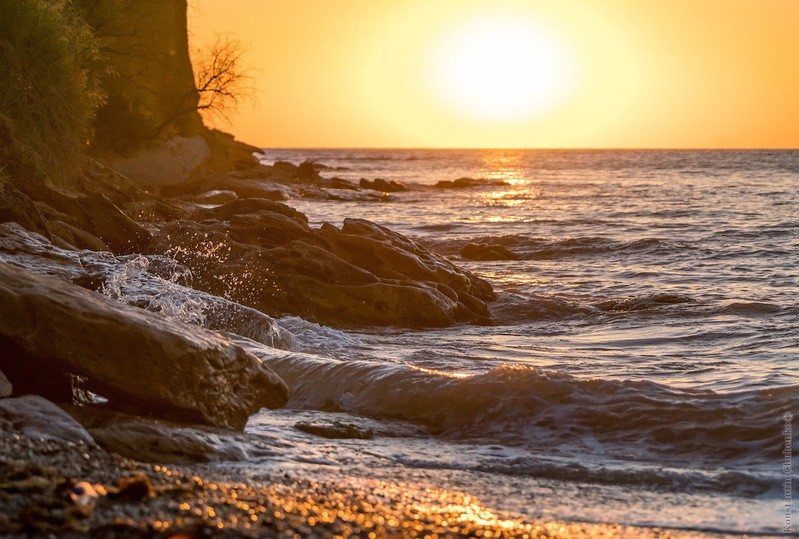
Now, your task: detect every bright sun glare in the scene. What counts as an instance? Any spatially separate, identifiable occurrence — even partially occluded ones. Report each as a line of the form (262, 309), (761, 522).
(429, 12), (576, 123)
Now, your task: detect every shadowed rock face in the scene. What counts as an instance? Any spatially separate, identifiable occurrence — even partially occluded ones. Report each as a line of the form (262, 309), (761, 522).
(148, 201), (494, 328)
(0, 262), (288, 430)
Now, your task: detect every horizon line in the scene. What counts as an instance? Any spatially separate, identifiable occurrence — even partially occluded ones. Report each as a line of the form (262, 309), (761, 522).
(252, 146), (799, 152)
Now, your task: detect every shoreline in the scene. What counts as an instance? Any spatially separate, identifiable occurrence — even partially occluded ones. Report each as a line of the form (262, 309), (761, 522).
(0, 432), (739, 538)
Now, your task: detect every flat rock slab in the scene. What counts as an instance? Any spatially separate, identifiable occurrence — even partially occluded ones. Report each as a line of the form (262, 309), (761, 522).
(0, 262), (288, 430)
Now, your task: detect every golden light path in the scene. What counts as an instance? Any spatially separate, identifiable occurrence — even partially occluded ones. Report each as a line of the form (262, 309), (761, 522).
(427, 11), (576, 122)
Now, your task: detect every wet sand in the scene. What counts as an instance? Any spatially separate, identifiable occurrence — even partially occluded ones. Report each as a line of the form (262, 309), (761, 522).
(0, 433), (739, 538)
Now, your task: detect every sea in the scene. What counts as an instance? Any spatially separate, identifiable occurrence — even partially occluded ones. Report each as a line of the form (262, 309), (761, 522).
(160, 150), (799, 534)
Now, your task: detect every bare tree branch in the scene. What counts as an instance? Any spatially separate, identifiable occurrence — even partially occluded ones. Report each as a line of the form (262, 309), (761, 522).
(191, 33), (257, 126)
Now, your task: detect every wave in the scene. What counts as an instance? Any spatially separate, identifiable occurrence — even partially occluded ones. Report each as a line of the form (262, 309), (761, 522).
(489, 292), (698, 323)
(92, 254), (295, 350)
(257, 353), (798, 468)
(714, 301), (785, 316)
(390, 452), (777, 496)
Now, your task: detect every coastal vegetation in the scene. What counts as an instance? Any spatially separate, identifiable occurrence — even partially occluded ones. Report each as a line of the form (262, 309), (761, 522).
(0, 0), (102, 181)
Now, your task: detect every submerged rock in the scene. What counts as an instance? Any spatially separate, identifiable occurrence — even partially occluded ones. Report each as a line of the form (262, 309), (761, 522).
(434, 177), (508, 189)
(0, 262), (288, 430)
(295, 420), (373, 440)
(0, 395), (96, 446)
(359, 178), (408, 192)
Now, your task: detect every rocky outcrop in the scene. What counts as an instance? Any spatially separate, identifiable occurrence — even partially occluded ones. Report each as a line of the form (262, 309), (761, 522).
(148, 201), (494, 328)
(0, 261), (288, 430)
(12, 179), (151, 254)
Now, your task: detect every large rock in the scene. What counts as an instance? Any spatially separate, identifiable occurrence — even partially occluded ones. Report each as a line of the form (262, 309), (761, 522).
(0, 223), (294, 350)
(148, 203), (494, 328)
(66, 407), (250, 464)
(0, 262), (288, 430)
(0, 395), (95, 446)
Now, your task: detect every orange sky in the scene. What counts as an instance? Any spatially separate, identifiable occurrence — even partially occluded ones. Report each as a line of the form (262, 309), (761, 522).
(190, 0), (799, 149)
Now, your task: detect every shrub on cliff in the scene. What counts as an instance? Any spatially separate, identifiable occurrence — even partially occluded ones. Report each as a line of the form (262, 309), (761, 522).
(0, 0), (103, 183)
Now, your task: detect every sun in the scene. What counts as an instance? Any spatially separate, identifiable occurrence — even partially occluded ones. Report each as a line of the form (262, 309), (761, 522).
(428, 12), (576, 123)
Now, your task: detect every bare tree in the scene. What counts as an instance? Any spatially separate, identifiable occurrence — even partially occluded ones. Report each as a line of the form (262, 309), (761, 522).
(192, 33), (256, 126)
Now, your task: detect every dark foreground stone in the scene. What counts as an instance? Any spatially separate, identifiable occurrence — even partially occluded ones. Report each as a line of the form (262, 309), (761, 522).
(0, 395), (95, 446)
(0, 262), (288, 430)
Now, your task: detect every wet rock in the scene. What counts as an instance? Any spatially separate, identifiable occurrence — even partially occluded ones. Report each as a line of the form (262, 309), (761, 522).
(0, 262), (289, 430)
(0, 368), (11, 397)
(67, 407), (250, 464)
(0, 395), (96, 445)
(434, 177), (508, 189)
(0, 223), (86, 281)
(461, 242), (519, 261)
(0, 223), (293, 350)
(148, 212), (494, 328)
(359, 178), (408, 192)
(209, 178), (289, 201)
(328, 177), (359, 190)
(295, 420), (373, 440)
(47, 220), (108, 251)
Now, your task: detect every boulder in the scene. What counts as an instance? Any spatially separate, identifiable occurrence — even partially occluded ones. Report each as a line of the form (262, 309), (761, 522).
(295, 420), (373, 440)
(66, 407), (250, 464)
(0, 262), (288, 430)
(0, 395), (96, 446)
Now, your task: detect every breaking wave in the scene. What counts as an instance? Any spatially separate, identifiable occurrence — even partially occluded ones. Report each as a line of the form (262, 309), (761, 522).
(260, 353), (798, 468)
